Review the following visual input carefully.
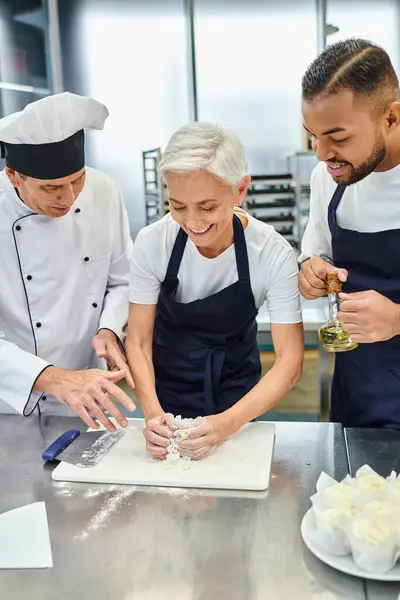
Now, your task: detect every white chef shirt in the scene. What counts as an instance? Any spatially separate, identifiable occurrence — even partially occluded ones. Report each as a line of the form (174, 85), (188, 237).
(129, 209), (302, 324)
(300, 160), (400, 261)
(0, 167), (132, 416)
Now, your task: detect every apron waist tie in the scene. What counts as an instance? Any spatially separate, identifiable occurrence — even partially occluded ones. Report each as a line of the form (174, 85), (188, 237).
(204, 346), (226, 415)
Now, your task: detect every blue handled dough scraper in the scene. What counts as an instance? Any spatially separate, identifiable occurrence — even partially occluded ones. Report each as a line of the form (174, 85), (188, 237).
(42, 429), (125, 468)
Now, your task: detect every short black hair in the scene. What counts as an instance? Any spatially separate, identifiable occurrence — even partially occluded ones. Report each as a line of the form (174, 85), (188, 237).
(302, 38), (399, 111)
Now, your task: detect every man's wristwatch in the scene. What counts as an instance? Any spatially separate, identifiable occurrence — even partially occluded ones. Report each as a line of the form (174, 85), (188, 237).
(320, 254), (334, 266)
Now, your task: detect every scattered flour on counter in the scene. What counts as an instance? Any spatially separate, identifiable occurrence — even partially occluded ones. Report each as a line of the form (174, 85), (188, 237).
(155, 487), (192, 500)
(74, 486), (136, 541)
(53, 481), (78, 497)
(54, 487), (74, 497)
(83, 484), (118, 500)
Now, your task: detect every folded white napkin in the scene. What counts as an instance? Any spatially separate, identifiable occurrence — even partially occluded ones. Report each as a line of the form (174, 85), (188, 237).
(0, 502), (53, 569)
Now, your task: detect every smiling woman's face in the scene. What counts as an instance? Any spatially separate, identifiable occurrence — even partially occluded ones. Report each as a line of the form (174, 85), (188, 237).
(165, 170), (250, 250)
(302, 90), (388, 185)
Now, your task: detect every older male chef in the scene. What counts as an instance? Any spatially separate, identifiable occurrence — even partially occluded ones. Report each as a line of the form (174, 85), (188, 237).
(0, 92), (135, 432)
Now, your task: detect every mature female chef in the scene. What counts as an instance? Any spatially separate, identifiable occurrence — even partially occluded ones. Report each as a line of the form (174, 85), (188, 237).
(299, 39), (400, 428)
(0, 92), (135, 431)
(126, 122), (304, 459)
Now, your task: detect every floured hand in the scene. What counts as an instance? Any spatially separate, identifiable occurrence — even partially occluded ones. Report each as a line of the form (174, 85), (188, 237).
(144, 414), (177, 459)
(178, 415), (230, 460)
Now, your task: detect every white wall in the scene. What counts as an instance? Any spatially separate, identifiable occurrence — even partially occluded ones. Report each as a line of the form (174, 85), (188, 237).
(59, 0), (189, 237)
(194, 0), (318, 174)
(326, 0), (399, 73)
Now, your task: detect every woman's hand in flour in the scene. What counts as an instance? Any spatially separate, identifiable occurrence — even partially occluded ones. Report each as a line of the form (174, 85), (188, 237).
(178, 415), (230, 460)
(143, 413), (177, 459)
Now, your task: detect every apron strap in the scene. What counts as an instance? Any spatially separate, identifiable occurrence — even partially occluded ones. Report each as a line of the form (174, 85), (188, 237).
(165, 227), (188, 279)
(233, 213), (251, 283)
(328, 184), (346, 237)
(328, 185), (346, 214)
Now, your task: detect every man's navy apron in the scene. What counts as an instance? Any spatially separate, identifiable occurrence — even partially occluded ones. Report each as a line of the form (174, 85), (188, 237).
(152, 214), (261, 418)
(328, 184), (400, 428)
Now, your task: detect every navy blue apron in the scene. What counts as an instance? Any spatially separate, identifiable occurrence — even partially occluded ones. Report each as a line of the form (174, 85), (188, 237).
(153, 214), (261, 418)
(328, 184), (400, 429)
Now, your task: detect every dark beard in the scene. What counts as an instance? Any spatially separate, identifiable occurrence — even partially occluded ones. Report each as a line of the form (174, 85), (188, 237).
(332, 136), (387, 186)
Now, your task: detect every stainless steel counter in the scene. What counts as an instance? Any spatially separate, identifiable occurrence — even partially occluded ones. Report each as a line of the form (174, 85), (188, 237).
(0, 416), (368, 600)
(345, 427), (400, 476)
(346, 428), (400, 600)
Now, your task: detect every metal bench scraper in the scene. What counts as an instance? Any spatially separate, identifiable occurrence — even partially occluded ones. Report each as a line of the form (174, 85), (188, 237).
(42, 429), (125, 467)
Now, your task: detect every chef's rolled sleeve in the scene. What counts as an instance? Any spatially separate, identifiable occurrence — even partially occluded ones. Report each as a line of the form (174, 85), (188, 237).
(0, 335), (50, 415)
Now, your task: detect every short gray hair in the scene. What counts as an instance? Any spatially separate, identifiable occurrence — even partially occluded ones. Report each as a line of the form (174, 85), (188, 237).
(158, 122), (247, 187)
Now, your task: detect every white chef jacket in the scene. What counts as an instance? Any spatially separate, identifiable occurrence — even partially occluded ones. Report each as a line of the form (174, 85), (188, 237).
(0, 167), (132, 416)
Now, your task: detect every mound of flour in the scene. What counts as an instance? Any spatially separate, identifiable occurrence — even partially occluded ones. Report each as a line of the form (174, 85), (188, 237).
(165, 415), (204, 465)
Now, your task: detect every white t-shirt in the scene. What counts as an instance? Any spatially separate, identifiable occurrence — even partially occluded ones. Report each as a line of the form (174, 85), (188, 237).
(300, 160), (400, 261)
(129, 209), (302, 324)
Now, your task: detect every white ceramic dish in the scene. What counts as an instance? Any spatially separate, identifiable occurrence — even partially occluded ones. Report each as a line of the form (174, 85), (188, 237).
(301, 508), (400, 581)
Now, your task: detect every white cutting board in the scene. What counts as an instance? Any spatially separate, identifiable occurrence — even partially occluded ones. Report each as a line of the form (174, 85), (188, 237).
(52, 419), (275, 491)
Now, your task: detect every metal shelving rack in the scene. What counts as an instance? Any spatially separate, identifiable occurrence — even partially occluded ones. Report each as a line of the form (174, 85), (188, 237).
(286, 152), (318, 245)
(142, 147), (164, 225)
(244, 173), (297, 247)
